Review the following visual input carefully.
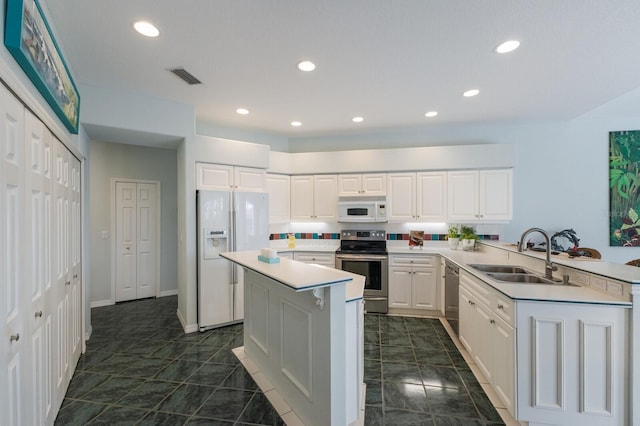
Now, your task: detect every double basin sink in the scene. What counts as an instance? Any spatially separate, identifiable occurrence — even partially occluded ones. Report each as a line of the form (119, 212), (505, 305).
(469, 264), (574, 286)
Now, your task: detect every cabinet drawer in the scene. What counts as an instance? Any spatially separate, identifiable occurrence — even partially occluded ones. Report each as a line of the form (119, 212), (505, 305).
(390, 255), (437, 268)
(294, 252), (335, 266)
(494, 293), (515, 326)
(460, 271), (492, 307)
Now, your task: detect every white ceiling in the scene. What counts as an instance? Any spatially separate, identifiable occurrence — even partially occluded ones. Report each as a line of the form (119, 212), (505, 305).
(44, 0), (640, 138)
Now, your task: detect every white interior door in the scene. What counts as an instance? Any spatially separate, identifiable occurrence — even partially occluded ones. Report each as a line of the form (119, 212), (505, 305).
(115, 180), (159, 302)
(1, 83), (28, 426)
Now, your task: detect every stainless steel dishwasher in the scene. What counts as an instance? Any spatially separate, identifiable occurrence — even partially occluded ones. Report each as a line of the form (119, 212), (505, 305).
(444, 260), (459, 336)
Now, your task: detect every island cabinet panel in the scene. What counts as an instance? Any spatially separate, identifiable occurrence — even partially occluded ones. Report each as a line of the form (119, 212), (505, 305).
(516, 301), (628, 426)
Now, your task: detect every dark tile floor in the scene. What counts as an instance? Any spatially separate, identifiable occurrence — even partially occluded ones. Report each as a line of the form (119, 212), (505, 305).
(57, 297), (504, 425)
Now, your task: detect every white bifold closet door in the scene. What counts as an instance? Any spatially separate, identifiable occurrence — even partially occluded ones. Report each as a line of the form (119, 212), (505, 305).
(0, 84), (82, 426)
(115, 181), (159, 302)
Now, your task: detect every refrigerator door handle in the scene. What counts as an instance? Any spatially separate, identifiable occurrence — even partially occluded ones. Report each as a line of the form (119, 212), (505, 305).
(231, 208), (237, 285)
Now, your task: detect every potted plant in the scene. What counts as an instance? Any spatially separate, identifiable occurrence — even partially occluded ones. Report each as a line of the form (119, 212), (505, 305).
(460, 225), (478, 251)
(447, 225), (460, 249)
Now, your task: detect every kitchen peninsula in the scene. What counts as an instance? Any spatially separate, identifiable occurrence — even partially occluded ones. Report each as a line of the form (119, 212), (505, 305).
(220, 251), (365, 426)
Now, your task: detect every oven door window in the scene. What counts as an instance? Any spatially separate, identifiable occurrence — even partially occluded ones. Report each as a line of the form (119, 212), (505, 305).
(340, 260), (382, 291)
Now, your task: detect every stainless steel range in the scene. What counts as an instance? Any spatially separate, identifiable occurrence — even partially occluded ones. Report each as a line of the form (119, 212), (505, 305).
(335, 229), (388, 313)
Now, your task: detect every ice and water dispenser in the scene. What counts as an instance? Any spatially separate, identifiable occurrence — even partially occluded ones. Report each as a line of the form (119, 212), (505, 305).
(203, 229), (228, 259)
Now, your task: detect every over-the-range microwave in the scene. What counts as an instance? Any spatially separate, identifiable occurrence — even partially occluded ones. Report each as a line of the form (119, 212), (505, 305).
(337, 197), (388, 223)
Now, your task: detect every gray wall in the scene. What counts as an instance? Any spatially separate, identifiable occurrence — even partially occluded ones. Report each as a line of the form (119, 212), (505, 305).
(89, 140), (178, 304)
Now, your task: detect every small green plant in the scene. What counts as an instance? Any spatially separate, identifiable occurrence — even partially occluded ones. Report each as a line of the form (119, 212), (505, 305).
(460, 225), (478, 240)
(447, 225), (459, 239)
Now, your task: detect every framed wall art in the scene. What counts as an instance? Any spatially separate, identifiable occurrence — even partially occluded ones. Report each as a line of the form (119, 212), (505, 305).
(609, 130), (640, 246)
(5, 0), (80, 134)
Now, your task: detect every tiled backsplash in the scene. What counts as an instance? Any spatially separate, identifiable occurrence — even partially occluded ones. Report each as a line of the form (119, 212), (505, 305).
(270, 232), (499, 241)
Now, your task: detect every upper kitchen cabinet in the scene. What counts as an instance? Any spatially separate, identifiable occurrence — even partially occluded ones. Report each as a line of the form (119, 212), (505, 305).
(291, 175), (338, 221)
(196, 163), (266, 192)
(447, 169), (512, 222)
(266, 174), (290, 224)
(387, 172), (447, 222)
(338, 173), (386, 197)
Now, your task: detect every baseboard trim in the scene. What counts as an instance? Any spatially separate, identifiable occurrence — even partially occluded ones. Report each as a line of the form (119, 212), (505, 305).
(90, 299), (114, 308)
(159, 289), (178, 297)
(177, 308), (198, 334)
(84, 324), (93, 341)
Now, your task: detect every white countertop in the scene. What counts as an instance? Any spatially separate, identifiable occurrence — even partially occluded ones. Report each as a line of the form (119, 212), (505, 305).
(270, 242), (339, 253)
(387, 241), (633, 306)
(220, 250), (364, 301)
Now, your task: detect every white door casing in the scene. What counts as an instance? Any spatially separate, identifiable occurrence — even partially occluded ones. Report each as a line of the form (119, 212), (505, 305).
(113, 179), (160, 303)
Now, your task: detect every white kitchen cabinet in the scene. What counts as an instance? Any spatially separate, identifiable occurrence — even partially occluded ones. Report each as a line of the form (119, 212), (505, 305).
(266, 174), (290, 224)
(388, 255), (438, 311)
(293, 252), (336, 268)
(387, 172), (447, 222)
(338, 173), (386, 196)
(447, 169), (512, 221)
(459, 271), (515, 416)
(290, 175), (337, 221)
(196, 163), (266, 192)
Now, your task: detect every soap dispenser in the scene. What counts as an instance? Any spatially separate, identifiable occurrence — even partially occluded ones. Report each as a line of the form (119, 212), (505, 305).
(288, 233), (296, 249)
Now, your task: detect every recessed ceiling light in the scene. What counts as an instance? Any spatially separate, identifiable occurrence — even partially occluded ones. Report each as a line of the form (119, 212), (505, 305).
(424, 111), (438, 118)
(352, 116), (364, 123)
(297, 61), (316, 72)
(463, 89), (480, 97)
(133, 21), (159, 37)
(495, 40), (520, 54)
(290, 121), (302, 127)
(236, 108), (249, 115)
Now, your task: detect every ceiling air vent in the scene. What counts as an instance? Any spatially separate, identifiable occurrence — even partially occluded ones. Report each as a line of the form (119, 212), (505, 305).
(169, 67), (202, 85)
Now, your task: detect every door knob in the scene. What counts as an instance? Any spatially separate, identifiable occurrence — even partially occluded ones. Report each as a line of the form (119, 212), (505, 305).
(35, 311), (43, 318)
(65, 281), (71, 286)
(10, 334), (20, 342)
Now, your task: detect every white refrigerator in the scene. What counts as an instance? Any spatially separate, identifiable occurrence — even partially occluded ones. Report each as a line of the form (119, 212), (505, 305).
(197, 190), (269, 331)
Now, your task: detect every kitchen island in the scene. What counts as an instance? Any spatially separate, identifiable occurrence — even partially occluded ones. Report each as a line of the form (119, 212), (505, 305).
(220, 250), (365, 426)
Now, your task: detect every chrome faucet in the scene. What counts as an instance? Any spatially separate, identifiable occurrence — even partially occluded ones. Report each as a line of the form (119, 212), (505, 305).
(517, 227), (557, 279)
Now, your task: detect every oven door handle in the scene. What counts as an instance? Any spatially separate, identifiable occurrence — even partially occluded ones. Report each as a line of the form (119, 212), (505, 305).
(336, 254), (388, 261)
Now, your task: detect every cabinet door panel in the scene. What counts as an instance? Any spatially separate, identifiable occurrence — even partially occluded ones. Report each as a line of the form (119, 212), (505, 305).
(196, 163), (233, 190)
(473, 302), (493, 382)
(387, 173), (415, 221)
(388, 268), (412, 308)
(492, 317), (515, 415)
(338, 174), (362, 196)
(479, 169), (512, 220)
(417, 172), (447, 221)
(447, 171), (478, 221)
(234, 167), (266, 192)
(313, 175), (337, 221)
(361, 174), (386, 196)
(291, 176), (314, 220)
(458, 287), (475, 353)
(266, 174), (290, 224)
(413, 269), (438, 310)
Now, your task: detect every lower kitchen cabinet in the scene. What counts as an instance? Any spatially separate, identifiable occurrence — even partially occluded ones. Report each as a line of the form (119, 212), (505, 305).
(460, 270), (629, 424)
(459, 277), (515, 415)
(388, 255), (439, 312)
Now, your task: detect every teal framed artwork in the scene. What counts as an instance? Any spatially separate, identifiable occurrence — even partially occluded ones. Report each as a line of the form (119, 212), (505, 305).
(609, 130), (640, 246)
(4, 0), (80, 134)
